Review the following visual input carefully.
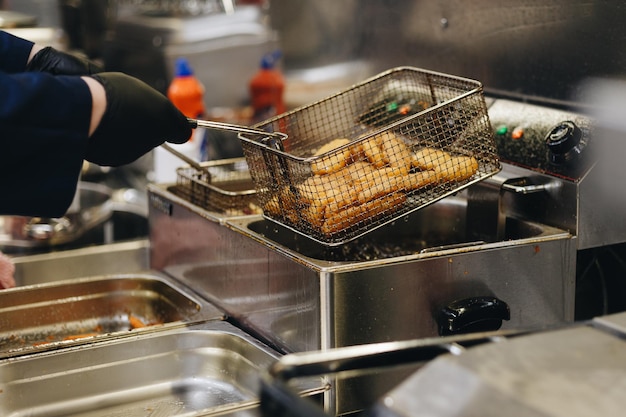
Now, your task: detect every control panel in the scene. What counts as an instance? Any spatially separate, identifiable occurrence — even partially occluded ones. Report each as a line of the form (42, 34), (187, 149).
(487, 99), (593, 180)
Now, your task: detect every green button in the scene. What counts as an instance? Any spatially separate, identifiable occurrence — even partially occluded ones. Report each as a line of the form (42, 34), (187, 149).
(496, 125), (508, 135)
(386, 102), (399, 112)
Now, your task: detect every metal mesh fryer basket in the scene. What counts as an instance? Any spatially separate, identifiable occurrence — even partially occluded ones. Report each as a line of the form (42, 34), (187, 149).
(239, 67), (500, 246)
(173, 158), (262, 215)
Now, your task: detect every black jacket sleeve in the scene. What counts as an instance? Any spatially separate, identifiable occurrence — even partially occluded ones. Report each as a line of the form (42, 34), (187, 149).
(0, 31), (92, 217)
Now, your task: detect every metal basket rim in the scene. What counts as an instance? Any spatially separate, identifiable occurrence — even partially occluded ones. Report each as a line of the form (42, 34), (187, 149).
(238, 66), (485, 160)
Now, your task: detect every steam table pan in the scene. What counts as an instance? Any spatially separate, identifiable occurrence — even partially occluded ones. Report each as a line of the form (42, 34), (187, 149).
(0, 272), (225, 359)
(0, 321), (327, 417)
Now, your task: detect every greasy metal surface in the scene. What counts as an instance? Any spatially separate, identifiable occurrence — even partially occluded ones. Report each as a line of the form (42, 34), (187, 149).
(259, 329), (530, 416)
(149, 184), (576, 415)
(240, 66), (500, 245)
(0, 182), (113, 250)
(373, 317), (626, 417)
(12, 239), (150, 286)
(0, 272), (225, 359)
(0, 321), (326, 417)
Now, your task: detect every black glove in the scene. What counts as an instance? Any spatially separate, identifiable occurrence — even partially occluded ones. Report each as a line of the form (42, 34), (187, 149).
(86, 72), (192, 167)
(26, 46), (103, 75)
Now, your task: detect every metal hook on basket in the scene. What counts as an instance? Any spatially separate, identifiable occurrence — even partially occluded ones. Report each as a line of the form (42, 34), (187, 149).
(187, 118), (286, 151)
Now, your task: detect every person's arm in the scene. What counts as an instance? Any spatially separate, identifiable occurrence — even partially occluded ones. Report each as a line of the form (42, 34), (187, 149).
(0, 30), (33, 73)
(0, 30), (102, 75)
(0, 71), (93, 217)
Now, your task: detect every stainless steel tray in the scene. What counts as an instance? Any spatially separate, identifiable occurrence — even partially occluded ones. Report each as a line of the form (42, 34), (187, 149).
(0, 272), (225, 358)
(0, 321), (327, 417)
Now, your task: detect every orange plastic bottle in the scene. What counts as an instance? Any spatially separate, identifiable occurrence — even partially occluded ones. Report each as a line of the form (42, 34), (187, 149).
(249, 50), (285, 123)
(167, 58), (205, 119)
(153, 58), (206, 183)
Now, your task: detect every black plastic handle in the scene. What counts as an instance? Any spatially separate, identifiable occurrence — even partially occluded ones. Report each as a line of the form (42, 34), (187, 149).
(437, 296), (510, 336)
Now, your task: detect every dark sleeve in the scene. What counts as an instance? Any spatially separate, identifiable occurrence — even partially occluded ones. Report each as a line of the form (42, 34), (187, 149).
(0, 30), (33, 73)
(0, 70), (92, 217)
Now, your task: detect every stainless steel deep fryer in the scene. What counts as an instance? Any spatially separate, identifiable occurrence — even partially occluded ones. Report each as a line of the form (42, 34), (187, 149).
(239, 66), (501, 246)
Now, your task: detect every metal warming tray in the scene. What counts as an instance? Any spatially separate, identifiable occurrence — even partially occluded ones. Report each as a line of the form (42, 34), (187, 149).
(0, 272), (225, 359)
(239, 66), (500, 245)
(0, 321), (327, 417)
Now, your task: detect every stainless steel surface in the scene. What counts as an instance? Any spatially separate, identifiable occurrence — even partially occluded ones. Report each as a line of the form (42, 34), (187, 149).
(149, 183), (576, 415)
(374, 314), (626, 417)
(487, 98), (626, 250)
(0, 321), (325, 417)
(0, 182), (113, 250)
(240, 66), (500, 245)
(261, 313), (626, 417)
(271, 0), (626, 106)
(0, 272), (225, 359)
(260, 329), (527, 416)
(13, 239), (150, 286)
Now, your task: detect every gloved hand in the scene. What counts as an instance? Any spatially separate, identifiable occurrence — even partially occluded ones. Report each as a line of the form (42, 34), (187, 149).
(26, 46), (103, 75)
(86, 72), (192, 166)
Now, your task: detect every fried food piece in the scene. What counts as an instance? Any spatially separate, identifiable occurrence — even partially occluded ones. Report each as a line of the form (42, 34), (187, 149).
(129, 315), (147, 329)
(311, 138), (352, 175)
(451, 155), (479, 181)
(299, 177), (359, 227)
(397, 170), (439, 191)
(412, 147), (479, 183)
(412, 147), (451, 171)
(433, 154), (479, 182)
(360, 134), (387, 168)
(63, 333), (100, 340)
(381, 134), (412, 175)
(297, 169), (359, 206)
(264, 186), (295, 217)
(321, 192), (406, 236)
(356, 166), (438, 203)
(340, 161), (377, 183)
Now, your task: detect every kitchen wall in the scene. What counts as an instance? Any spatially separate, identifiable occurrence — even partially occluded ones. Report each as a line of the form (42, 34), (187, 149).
(5, 1), (625, 106)
(270, 0), (626, 106)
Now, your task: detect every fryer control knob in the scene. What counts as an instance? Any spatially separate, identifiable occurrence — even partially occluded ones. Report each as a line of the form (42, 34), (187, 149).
(437, 296), (510, 336)
(545, 121), (583, 164)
